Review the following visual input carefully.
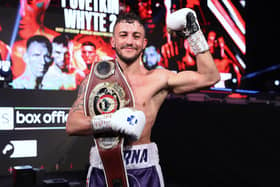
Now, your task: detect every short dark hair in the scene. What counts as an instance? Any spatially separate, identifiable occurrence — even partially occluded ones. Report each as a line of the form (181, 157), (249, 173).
(26, 35), (52, 54)
(81, 41), (96, 49)
(113, 12), (146, 36)
(53, 34), (69, 47)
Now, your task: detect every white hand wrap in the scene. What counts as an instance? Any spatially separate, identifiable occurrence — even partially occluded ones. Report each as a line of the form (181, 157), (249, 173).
(167, 8), (209, 55)
(91, 108), (146, 140)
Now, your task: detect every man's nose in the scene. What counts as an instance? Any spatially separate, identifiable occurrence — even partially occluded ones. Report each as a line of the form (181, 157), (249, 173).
(126, 35), (134, 45)
(85, 52), (91, 57)
(40, 55), (46, 63)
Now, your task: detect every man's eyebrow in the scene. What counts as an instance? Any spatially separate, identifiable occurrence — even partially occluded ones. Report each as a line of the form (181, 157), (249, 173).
(119, 31), (128, 34)
(133, 32), (142, 35)
(118, 31), (143, 35)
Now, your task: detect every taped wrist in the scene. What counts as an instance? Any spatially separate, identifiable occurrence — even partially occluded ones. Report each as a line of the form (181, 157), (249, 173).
(185, 11), (209, 55)
(91, 114), (113, 132)
(187, 30), (209, 55)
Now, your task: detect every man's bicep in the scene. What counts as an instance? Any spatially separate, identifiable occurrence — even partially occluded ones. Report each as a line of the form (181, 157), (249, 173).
(167, 71), (204, 94)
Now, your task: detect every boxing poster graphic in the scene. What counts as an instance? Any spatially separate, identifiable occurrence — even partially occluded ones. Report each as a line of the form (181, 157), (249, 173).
(0, 0), (246, 90)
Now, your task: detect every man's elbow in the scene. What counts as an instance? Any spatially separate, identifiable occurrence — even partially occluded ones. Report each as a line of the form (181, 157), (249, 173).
(213, 71), (221, 84)
(207, 71), (221, 87)
(65, 122), (75, 136)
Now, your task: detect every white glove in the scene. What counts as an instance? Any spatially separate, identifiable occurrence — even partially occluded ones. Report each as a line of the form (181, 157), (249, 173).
(91, 107), (146, 140)
(166, 8), (209, 55)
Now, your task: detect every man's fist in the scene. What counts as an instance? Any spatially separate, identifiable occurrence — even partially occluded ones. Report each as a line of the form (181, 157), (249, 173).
(167, 8), (199, 38)
(167, 8), (209, 55)
(91, 107), (146, 141)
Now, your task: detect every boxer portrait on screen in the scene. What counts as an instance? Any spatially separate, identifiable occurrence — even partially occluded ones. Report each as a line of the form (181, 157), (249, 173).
(42, 34), (77, 90)
(66, 8), (220, 187)
(11, 35), (52, 89)
(81, 41), (100, 76)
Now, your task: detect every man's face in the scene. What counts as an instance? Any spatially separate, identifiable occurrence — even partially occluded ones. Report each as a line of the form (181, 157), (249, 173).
(144, 46), (159, 67)
(19, 0), (51, 39)
(25, 41), (50, 78)
(52, 43), (68, 68)
(81, 45), (96, 64)
(111, 20), (147, 64)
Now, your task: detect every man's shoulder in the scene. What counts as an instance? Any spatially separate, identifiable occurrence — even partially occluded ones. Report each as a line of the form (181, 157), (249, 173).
(11, 75), (30, 89)
(147, 67), (176, 78)
(143, 68), (176, 90)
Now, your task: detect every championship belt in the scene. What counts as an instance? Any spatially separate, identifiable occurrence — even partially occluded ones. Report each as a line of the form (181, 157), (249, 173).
(84, 60), (134, 187)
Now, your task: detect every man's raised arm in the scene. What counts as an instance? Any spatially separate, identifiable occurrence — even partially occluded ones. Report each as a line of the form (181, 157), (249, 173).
(166, 8), (220, 94)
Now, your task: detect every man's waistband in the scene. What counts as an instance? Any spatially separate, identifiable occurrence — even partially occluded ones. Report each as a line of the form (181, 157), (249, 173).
(89, 142), (159, 170)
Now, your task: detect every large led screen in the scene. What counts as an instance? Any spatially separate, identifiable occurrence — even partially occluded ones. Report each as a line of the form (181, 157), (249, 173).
(0, 0), (248, 91)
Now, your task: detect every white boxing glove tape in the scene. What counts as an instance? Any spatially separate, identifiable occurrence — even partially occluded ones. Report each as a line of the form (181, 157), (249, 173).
(187, 30), (209, 55)
(91, 108), (146, 140)
(91, 113), (113, 132)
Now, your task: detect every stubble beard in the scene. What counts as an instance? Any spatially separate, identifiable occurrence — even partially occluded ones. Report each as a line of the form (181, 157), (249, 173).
(115, 48), (143, 65)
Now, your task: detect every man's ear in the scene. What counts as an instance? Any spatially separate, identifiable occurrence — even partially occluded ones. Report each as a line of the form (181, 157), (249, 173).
(143, 38), (148, 50)
(111, 37), (115, 49)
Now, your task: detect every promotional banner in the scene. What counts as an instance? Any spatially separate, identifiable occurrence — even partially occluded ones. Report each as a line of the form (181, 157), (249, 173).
(0, 0), (247, 91)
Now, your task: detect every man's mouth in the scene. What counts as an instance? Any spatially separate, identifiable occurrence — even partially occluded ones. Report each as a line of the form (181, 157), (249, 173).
(121, 45), (136, 50)
(122, 47), (137, 52)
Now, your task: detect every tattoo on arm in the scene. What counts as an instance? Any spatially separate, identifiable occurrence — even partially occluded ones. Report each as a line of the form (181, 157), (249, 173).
(71, 76), (88, 113)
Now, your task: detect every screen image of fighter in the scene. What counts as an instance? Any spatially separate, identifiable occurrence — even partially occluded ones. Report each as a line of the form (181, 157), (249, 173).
(2, 0), (115, 90)
(0, 0), (247, 91)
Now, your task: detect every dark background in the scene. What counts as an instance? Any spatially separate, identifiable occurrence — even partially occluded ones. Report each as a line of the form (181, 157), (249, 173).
(1, 90), (280, 187)
(244, 1), (280, 92)
(153, 97), (280, 187)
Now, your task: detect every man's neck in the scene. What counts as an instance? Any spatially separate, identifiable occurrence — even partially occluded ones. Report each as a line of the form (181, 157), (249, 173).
(117, 58), (143, 75)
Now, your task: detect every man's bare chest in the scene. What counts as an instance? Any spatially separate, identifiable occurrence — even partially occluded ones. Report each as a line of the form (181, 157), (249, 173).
(128, 78), (167, 109)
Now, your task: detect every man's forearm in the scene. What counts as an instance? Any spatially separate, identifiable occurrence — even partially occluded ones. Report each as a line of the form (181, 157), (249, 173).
(196, 51), (220, 85)
(66, 111), (93, 136)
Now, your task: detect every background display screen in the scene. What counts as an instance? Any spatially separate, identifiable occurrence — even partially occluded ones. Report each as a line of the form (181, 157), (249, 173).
(0, 0), (250, 91)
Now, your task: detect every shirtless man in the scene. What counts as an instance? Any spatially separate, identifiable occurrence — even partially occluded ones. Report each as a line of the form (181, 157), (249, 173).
(66, 8), (220, 187)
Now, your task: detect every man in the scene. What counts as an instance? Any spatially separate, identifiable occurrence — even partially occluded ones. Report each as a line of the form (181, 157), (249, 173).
(19, 0), (57, 40)
(66, 9), (220, 186)
(11, 35), (52, 89)
(143, 45), (163, 70)
(81, 41), (100, 75)
(42, 35), (76, 90)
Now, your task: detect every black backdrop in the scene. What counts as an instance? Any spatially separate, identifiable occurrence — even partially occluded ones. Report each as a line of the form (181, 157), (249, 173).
(153, 98), (280, 186)
(1, 89), (280, 186)
(244, 1), (280, 91)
